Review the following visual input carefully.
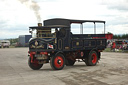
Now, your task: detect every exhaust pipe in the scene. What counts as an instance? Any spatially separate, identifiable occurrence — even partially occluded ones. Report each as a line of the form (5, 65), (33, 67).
(38, 23), (42, 27)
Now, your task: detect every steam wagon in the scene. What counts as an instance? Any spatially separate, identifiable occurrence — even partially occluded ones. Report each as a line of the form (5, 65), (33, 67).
(28, 18), (110, 70)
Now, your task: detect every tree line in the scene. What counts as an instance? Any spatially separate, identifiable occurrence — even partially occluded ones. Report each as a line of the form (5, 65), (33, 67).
(107, 32), (128, 39)
(113, 34), (128, 39)
(9, 38), (18, 44)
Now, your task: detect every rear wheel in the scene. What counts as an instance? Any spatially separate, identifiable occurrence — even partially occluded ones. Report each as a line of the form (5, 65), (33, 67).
(50, 54), (65, 70)
(28, 57), (43, 70)
(85, 51), (98, 66)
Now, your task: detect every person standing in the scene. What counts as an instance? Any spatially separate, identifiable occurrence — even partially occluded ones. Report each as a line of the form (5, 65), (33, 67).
(112, 41), (116, 52)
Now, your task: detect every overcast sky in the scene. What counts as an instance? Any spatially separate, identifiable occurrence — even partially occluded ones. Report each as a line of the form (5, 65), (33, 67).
(0, 0), (128, 39)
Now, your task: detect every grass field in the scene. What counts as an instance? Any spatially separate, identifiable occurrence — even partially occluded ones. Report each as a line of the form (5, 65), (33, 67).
(104, 47), (128, 53)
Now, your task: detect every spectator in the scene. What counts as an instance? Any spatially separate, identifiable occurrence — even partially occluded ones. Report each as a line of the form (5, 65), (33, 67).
(112, 42), (116, 52)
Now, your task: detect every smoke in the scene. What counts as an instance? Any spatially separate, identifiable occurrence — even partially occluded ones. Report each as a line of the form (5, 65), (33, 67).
(18, 0), (41, 22)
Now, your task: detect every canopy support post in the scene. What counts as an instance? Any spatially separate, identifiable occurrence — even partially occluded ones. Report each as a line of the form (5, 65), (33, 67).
(94, 22), (96, 34)
(80, 23), (83, 34)
(104, 23), (105, 34)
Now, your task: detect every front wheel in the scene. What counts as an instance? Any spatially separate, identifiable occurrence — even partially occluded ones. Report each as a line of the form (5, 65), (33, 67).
(50, 54), (65, 70)
(28, 57), (43, 70)
(85, 51), (98, 66)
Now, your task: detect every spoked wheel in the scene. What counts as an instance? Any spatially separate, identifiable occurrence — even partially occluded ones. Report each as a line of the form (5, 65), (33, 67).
(66, 59), (75, 66)
(50, 54), (65, 70)
(28, 57), (43, 70)
(85, 51), (98, 66)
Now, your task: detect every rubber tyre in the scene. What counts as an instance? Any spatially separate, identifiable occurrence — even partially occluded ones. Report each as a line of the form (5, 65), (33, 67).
(28, 57), (43, 70)
(66, 59), (75, 66)
(50, 54), (65, 70)
(85, 51), (98, 66)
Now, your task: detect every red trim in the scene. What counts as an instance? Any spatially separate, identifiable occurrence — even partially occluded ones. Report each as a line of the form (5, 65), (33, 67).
(29, 52), (48, 63)
(40, 52), (48, 55)
(105, 34), (113, 40)
(92, 34), (113, 40)
(30, 52), (36, 54)
(29, 52), (48, 55)
(29, 52), (36, 63)
(54, 56), (64, 68)
(92, 53), (97, 64)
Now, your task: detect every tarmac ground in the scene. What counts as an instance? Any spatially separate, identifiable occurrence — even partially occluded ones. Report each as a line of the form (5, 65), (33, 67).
(0, 48), (128, 85)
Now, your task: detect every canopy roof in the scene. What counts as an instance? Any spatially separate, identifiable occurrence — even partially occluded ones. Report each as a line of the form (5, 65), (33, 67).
(29, 18), (106, 34)
(44, 18), (105, 27)
(69, 19), (105, 23)
(46, 18), (105, 23)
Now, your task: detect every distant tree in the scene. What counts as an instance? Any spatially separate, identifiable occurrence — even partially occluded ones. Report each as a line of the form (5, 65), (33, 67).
(9, 38), (18, 44)
(113, 34), (128, 39)
(122, 34), (126, 39)
(107, 32), (112, 34)
(117, 35), (121, 39)
(113, 34), (118, 39)
(126, 34), (128, 39)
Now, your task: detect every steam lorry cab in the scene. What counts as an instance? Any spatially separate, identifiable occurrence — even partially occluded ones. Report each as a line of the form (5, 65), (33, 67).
(28, 18), (110, 70)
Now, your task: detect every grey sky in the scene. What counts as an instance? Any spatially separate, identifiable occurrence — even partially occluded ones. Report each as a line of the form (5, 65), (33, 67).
(0, 0), (128, 39)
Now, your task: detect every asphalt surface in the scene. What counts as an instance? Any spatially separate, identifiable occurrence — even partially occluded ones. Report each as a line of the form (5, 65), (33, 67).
(0, 48), (128, 85)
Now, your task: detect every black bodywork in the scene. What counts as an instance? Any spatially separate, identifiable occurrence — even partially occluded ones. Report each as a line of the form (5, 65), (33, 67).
(28, 18), (108, 70)
(29, 18), (107, 52)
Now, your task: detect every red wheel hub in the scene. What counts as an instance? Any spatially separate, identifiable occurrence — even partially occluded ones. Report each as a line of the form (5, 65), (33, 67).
(54, 56), (64, 68)
(91, 53), (97, 64)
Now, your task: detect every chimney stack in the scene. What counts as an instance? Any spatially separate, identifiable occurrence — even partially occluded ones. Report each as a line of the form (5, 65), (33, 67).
(38, 23), (42, 27)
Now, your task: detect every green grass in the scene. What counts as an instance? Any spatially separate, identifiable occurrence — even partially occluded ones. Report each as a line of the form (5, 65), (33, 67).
(104, 47), (128, 53)
(104, 48), (111, 52)
(9, 46), (15, 48)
